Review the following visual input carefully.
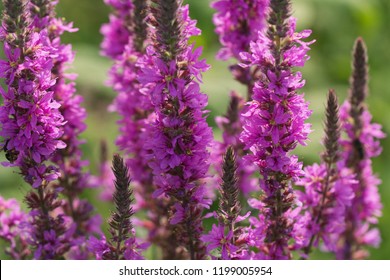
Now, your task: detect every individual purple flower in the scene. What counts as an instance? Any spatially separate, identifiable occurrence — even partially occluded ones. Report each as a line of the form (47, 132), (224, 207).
(0, 196), (31, 259)
(139, 0), (213, 259)
(88, 235), (111, 260)
(123, 233), (149, 260)
(240, 0), (314, 259)
(201, 225), (238, 260)
(337, 38), (385, 259)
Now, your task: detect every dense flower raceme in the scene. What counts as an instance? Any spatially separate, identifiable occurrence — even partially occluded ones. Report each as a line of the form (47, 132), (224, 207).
(336, 38), (385, 259)
(0, 0), (74, 259)
(240, 0), (314, 259)
(138, 0), (213, 259)
(0, 13), (65, 187)
(104, 0), (153, 192)
(28, 0), (101, 259)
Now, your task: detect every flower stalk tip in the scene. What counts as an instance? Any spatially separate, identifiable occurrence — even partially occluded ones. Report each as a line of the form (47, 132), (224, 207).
(322, 89), (341, 165)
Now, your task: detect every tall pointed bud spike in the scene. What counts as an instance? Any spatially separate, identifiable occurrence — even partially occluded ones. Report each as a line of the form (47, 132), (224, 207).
(150, 0), (183, 60)
(133, 0), (148, 52)
(109, 154), (134, 244)
(267, 0), (291, 42)
(219, 146), (241, 221)
(349, 37), (368, 131)
(322, 89), (341, 165)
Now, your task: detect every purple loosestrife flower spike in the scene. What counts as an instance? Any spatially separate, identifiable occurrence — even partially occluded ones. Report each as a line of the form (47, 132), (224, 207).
(0, 2), (66, 186)
(140, 0), (213, 259)
(0, 0), (72, 259)
(29, 0), (101, 259)
(240, 0), (314, 259)
(88, 154), (147, 260)
(298, 90), (354, 258)
(338, 38), (385, 259)
(103, 0), (152, 194)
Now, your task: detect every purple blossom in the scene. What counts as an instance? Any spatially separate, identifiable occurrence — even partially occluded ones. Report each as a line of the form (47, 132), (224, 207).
(211, 1), (269, 185)
(211, 0), (269, 60)
(123, 234), (149, 260)
(0, 0), (73, 259)
(0, 196), (31, 259)
(297, 162), (355, 253)
(0, 5), (65, 187)
(100, 0), (133, 59)
(337, 108), (384, 258)
(201, 225), (238, 260)
(88, 232), (148, 260)
(88, 235), (111, 260)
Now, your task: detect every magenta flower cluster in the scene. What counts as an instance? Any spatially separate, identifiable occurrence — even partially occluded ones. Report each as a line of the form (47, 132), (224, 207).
(212, 0), (269, 60)
(0, 18), (65, 188)
(0, 0), (385, 260)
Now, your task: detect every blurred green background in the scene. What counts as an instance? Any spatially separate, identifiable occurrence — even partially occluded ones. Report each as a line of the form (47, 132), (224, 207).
(0, 0), (389, 259)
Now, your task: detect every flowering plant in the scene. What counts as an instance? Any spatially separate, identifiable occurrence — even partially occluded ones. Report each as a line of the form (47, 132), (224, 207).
(0, 0), (385, 260)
